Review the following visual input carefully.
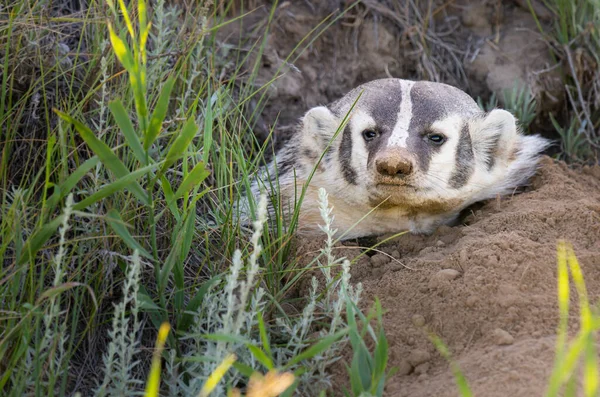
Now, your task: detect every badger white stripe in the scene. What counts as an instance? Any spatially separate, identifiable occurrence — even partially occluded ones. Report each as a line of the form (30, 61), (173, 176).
(387, 80), (415, 147)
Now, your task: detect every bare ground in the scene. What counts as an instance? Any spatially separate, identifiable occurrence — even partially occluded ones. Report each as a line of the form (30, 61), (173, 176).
(321, 157), (600, 396)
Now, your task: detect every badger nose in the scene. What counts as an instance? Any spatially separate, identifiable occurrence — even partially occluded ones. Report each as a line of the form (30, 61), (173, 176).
(375, 148), (415, 177)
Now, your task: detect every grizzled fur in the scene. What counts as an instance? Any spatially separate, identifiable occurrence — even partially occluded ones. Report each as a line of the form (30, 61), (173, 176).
(245, 78), (550, 239)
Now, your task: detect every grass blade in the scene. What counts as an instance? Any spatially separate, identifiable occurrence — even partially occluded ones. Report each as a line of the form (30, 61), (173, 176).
(172, 161), (210, 202)
(160, 117), (198, 175)
(565, 243), (598, 397)
(198, 354), (237, 397)
(55, 109), (149, 204)
(145, 76), (175, 150)
(72, 162), (158, 210)
(59, 156), (100, 196)
(18, 215), (64, 265)
(160, 175), (180, 221)
(144, 322), (170, 397)
(257, 311), (272, 359)
(108, 23), (134, 71)
(284, 328), (348, 368)
(117, 0), (135, 40)
(177, 277), (219, 333)
(556, 241), (570, 358)
(109, 100), (146, 164)
(247, 344), (274, 370)
(430, 334), (473, 397)
(105, 209), (153, 259)
(46, 156), (100, 211)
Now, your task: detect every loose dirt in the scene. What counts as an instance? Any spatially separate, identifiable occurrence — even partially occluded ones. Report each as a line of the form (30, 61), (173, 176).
(314, 156), (600, 396)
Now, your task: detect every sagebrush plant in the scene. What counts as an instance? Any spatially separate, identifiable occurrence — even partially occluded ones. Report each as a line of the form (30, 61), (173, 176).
(477, 83), (537, 133)
(170, 189), (363, 396)
(96, 250), (143, 397)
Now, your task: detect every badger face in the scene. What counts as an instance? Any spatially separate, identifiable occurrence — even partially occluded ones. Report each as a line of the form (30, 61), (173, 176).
(329, 79), (483, 208)
(270, 78), (549, 237)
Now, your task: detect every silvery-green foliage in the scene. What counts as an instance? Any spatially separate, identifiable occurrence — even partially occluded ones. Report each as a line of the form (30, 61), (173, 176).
(172, 194), (269, 396)
(22, 195), (74, 392)
(173, 188), (362, 396)
(96, 250), (143, 397)
(286, 189), (362, 395)
(91, 40), (109, 137)
(147, 0), (181, 92)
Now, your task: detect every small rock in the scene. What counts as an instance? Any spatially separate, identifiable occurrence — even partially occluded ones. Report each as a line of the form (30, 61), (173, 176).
(437, 269), (460, 280)
(407, 349), (431, 367)
(466, 295), (479, 308)
(370, 253), (388, 268)
(414, 362), (430, 375)
(492, 328), (515, 345)
(546, 218), (556, 227)
(411, 314), (426, 327)
(391, 250), (400, 259)
(420, 246), (435, 255)
(397, 359), (412, 376)
(436, 240), (445, 247)
(429, 269), (461, 289)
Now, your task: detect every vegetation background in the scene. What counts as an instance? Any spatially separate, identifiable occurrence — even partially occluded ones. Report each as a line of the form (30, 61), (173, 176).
(0, 0), (598, 396)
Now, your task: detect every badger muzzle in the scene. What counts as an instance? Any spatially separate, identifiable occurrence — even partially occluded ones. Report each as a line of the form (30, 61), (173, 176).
(373, 146), (417, 186)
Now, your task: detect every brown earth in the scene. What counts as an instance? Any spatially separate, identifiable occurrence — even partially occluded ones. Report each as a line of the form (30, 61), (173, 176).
(313, 156), (600, 396)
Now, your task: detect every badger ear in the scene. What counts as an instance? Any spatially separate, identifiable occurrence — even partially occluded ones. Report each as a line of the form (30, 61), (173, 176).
(300, 106), (339, 150)
(471, 109), (519, 169)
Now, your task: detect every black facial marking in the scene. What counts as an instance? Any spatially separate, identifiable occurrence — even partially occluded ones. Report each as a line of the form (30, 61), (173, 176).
(449, 123), (475, 189)
(405, 84), (448, 173)
(302, 148), (317, 161)
(277, 150), (297, 177)
(405, 82), (483, 173)
(330, 80), (404, 164)
(485, 134), (502, 170)
(339, 124), (358, 185)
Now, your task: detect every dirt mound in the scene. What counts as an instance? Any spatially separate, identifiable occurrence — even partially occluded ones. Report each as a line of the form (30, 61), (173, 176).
(310, 157), (600, 396)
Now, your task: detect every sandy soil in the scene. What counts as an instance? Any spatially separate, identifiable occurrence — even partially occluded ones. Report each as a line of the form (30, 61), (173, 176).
(315, 157), (600, 396)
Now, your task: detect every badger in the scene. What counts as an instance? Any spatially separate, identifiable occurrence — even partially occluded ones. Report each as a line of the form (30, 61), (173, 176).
(244, 78), (549, 240)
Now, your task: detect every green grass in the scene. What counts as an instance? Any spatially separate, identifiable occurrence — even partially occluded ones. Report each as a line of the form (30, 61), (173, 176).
(477, 83), (537, 133)
(0, 1), (386, 394)
(527, 0), (600, 161)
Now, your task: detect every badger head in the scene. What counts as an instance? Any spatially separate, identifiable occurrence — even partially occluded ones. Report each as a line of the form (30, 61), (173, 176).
(277, 78), (549, 237)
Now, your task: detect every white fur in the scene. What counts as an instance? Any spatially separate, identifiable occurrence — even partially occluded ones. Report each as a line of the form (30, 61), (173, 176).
(387, 80), (415, 147)
(243, 81), (549, 240)
(417, 115), (463, 199)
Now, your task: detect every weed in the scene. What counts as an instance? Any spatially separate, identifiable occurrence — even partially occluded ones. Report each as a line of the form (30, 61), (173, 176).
(478, 83), (537, 133)
(549, 113), (593, 162)
(527, 0), (600, 159)
(1, 0), (375, 394)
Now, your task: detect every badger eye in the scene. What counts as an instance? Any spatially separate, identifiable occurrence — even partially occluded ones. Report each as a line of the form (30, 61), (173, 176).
(427, 134), (446, 145)
(362, 130), (379, 142)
